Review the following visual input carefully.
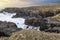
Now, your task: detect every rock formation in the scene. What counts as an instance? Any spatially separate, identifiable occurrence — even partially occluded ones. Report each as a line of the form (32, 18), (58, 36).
(0, 21), (22, 37)
(0, 7), (60, 33)
(1, 8), (60, 18)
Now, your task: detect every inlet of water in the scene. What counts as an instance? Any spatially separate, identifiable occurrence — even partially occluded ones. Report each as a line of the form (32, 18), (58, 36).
(0, 12), (40, 31)
(0, 12), (27, 29)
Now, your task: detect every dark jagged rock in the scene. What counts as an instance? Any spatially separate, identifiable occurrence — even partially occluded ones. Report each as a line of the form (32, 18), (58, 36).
(0, 21), (22, 37)
(25, 17), (60, 32)
(1, 8), (60, 18)
(0, 32), (10, 37)
(25, 17), (50, 31)
(44, 17), (60, 28)
(45, 29), (60, 33)
(12, 9), (59, 18)
(25, 17), (42, 26)
(0, 8), (60, 33)
(12, 9), (41, 18)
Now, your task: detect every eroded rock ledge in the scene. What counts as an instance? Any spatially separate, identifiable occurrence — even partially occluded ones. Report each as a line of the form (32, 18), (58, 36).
(0, 21), (22, 37)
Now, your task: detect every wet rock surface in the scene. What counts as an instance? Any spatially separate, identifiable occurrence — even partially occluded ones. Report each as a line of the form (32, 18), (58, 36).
(0, 21), (22, 37)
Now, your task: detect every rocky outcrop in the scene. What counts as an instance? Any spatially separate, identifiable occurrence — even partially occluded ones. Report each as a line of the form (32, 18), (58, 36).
(1, 8), (60, 18)
(11, 8), (60, 18)
(44, 17), (60, 28)
(25, 17), (60, 32)
(0, 7), (60, 33)
(25, 17), (50, 31)
(0, 21), (22, 37)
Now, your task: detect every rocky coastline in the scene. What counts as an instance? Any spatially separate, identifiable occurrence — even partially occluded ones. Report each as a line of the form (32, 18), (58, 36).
(0, 7), (60, 37)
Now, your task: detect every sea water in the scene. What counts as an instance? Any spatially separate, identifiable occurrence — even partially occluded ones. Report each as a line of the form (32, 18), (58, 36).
(0, 12), (40, 30)
(0, 12), (27, 29)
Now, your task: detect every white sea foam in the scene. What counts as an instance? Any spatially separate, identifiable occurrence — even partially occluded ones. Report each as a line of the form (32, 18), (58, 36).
(0, 12), (27, 29)
(0, 12), (40, 30)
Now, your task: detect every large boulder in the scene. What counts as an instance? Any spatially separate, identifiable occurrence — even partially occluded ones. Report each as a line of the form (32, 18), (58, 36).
(25, 17), (42, 27)
(0, 21), (22, 37)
